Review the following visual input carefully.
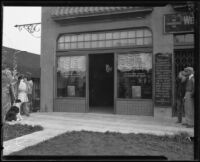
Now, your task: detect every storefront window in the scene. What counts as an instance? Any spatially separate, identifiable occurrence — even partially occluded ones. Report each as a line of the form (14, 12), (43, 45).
(57, 56), (86, 97)
(117, 53), (152, 99)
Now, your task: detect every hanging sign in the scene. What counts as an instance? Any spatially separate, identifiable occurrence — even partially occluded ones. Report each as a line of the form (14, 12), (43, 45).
(164, 13), (194, 33)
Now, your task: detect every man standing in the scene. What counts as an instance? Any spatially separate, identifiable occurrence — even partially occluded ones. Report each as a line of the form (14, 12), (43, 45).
(26, 72), (33, 112)
(176, 71), (187, 123)
(183, 67), (195, 127)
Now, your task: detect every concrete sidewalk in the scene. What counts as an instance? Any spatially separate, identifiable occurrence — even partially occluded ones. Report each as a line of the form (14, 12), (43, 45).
(3, 112), (194, 155)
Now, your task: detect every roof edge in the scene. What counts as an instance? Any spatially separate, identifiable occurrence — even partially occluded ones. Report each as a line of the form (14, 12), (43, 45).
(51, 7), (153, 21)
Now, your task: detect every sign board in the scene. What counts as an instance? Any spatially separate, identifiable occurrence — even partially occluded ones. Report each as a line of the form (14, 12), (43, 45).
(132, 86), (141, 98)
(164, 13), (194, 33)
(155, 53), (172, 107)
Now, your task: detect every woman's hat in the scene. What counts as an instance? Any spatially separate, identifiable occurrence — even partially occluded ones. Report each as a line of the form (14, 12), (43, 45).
(180, 70), (187, 76)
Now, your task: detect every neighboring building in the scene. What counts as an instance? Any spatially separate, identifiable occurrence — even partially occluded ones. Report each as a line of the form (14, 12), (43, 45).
(41, 4), (194, 116)
(2, 46), (41, 111)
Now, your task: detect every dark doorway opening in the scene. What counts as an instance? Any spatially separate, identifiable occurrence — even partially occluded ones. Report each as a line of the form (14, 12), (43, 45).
(89, 53), (114, 113)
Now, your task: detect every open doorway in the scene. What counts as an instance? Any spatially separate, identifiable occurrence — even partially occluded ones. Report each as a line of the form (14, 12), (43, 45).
(89, 53), (114, 113)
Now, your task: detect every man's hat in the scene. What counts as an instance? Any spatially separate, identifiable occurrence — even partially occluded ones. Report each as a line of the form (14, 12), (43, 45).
(184, 67), (194, 73)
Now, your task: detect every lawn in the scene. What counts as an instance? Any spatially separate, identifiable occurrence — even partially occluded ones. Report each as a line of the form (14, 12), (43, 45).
(9, 131), (193, 160)
(3, 123), (43, 141)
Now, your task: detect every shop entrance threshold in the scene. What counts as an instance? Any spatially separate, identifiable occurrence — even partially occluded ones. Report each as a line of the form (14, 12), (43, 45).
(89, 107), (114, 114)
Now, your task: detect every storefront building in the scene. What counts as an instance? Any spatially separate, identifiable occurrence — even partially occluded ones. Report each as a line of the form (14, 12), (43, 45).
(41, 4), (194, 115)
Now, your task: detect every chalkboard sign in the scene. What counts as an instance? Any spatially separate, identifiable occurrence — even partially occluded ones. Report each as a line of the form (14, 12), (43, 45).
(155, 53), (172, 107)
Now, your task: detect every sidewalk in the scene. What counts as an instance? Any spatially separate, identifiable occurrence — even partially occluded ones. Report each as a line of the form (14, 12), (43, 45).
(3, 112), (194, 155)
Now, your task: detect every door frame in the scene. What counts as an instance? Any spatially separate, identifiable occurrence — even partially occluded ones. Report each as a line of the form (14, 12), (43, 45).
(87, 53), (115, 113)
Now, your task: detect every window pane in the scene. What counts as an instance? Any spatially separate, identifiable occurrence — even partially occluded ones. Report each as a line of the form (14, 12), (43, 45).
(77, 42), (84, 48)
(174, 35), (184, 43)
(71, 43), (77, 49)
(91, 34), (98, 40)
(144, 29), (152, 37)
(71, 35), (77, 42)
(113, 32), (120, 39)
(57, 56), (86, 97)
(99, 33), (106, 40)
(65, 36), (70, 42)
(144, 37), (152, 45)
(120, 31), (128, 39)
(120, 39), (128, 46)
(58, 43), (65, 49)
(65, 43), (70, 49)
(84, 34), (91, 41)
(136, 38), (144, 45)
(84, 42), (90, 48)
(128, 31), (136, 38)
(128, 39), (136, 45)
(78, 35), (84, 41)
(136, 30), (143, 37)
(185, 34), (194, 43)
(117, 53), (152, 99)
(106, 33), (112, 39)
(58, 36), (65, 43)
(91, 41), (98, 48)
(98, 41), (105, 47)
(105, 40), (112, 47)
(113, 40), (121, 46)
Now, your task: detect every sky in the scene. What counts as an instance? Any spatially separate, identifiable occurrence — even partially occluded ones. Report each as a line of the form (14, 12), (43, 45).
(3, 7), (41, 55)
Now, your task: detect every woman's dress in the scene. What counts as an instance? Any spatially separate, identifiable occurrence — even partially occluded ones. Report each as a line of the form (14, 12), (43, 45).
(18, 80), (29, 103)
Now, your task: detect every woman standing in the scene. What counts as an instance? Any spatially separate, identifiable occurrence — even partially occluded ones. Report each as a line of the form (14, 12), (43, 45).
(17, 75), (30, 116)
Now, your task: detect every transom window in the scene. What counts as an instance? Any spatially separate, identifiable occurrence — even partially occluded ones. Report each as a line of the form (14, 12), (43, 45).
(174, 34), (194, 44)
(57, 28), (152, 50)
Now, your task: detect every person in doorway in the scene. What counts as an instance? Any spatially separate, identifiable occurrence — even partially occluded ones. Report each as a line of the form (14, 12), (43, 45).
(183, 67), (194, 127)
(26, 72), (33, 112)
(176, 71), (187, 123)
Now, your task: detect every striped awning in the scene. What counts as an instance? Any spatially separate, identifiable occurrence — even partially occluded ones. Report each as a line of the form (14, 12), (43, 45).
(51, 7), (153, 20)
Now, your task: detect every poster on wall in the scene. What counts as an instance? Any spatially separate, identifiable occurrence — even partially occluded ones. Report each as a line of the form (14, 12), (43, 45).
(155, 53), (172, 107)
(67, 85), (75, 96)
(132, 86), (141, 98)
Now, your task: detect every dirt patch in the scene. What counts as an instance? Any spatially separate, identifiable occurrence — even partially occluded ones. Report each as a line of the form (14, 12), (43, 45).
(3, 123), (43, 141)
(10, 131), (193, 160)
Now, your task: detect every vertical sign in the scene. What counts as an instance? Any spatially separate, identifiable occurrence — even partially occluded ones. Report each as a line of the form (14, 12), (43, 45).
(155, 53), (172, 107)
